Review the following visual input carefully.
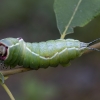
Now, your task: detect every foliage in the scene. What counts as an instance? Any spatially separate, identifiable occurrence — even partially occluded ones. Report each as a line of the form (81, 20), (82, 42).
(54, 0), (100, 38)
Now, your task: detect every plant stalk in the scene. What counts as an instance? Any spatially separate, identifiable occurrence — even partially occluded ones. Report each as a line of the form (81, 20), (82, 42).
(0, 83), (15, 100)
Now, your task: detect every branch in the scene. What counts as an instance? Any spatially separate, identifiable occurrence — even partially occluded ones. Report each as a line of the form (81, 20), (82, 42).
(0, 42), (100, 76)
(1, 68), (32, 76)
(83, 42), (100, 54)
(0, 83), (15, 100)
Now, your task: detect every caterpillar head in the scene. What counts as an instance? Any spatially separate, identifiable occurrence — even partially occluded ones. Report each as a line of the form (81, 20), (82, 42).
(0, 45), (6, 55)
(0, 37), (23, 61)
(0, 45), (7, 60)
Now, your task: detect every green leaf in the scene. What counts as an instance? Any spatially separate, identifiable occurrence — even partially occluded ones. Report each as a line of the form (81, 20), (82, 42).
(54, 0), (100, 38)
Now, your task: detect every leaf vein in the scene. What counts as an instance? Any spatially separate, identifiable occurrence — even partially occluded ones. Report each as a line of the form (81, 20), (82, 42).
(61, 0), (82, 39)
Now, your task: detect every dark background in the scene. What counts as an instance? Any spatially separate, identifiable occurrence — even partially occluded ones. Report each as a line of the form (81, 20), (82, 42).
(0, 0), (100, 100)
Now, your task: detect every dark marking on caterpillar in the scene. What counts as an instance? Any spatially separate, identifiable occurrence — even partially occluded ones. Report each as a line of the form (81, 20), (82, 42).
(0, 60), (7, 70)
(0, 37), (99, 70)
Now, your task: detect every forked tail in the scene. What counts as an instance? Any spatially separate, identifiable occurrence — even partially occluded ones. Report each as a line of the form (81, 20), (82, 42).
(87, 38), (100, 51)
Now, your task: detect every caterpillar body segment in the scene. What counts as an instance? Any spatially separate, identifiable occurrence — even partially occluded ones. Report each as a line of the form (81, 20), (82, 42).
(0, 38), (88, 69)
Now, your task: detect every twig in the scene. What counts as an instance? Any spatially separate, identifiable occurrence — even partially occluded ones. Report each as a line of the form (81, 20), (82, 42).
(83, 42), (100, 54)
(0, 42), (100, 76)
(0, 83), (15, 100)
(1, 68), (32, 76)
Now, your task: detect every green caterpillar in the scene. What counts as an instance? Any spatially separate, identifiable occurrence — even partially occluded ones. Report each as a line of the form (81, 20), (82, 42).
(0, 37), (98, 69)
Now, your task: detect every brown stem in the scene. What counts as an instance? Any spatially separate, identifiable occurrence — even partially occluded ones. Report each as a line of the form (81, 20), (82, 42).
(1, 68), (32, 76)
(83, 42), (100, 54)
(0, 42), (100, 76)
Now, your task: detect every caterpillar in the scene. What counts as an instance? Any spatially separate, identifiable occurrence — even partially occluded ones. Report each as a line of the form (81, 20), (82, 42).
(0, 37), (99, 70)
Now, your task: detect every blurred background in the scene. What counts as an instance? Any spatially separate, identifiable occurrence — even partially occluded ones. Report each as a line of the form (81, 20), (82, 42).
(0, 0), (100, 100)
